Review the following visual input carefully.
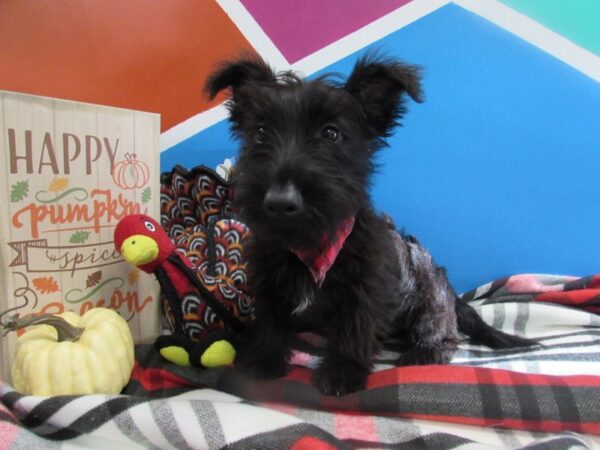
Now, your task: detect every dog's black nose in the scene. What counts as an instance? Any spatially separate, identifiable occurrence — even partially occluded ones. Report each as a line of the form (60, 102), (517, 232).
(264, 183), (303, 216)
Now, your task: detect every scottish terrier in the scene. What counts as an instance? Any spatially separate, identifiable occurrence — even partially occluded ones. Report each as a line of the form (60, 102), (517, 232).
(206, 54), (535, 395)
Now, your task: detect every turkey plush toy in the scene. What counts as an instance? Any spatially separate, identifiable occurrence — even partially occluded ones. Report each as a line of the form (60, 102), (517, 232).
(114, 165), (253, 368)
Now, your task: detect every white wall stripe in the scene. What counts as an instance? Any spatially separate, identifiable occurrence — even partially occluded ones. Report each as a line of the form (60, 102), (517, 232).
(453, 0), (600, 83)
(160, 103), (229, 153)
(214, 0), (289, 69)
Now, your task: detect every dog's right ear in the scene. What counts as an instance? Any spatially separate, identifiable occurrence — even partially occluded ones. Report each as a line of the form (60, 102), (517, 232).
(205, 57), (277, 100)
(345, 55), (423, 137)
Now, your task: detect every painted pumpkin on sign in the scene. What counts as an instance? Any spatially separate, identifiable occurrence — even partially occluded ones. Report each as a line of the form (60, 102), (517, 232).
(2, 308), (134, 396)
(112, 152), (150, 189)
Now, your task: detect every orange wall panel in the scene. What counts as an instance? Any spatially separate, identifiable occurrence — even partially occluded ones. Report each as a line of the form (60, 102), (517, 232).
(0, 0), (254, 131)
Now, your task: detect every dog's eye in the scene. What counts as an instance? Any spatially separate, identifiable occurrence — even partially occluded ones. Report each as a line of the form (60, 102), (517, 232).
(322, 126), (340, 142)
(254, 126), (266, 144)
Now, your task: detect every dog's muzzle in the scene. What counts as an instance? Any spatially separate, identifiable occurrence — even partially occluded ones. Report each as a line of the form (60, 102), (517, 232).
(263, 182), (304, 217)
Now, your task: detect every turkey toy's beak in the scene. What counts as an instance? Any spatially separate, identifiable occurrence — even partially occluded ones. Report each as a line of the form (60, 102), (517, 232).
(120, 235), (159, 266)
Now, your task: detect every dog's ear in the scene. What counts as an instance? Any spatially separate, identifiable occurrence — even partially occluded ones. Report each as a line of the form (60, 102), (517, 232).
(205, 56), (277, 100)
(345, 56), (423, 137)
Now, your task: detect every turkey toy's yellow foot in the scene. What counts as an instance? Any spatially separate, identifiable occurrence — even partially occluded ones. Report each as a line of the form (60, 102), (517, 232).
(155, 331), (237, 368)
(155, 335), (192, 366)
(189, 330), (237, 368)
(199, 340), (236, 368)
(160, 346), (191, 366)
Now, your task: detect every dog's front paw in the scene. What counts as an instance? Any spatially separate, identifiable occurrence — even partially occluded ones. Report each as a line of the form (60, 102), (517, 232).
(236, 349), (289, 380)
(313, 360), (369, 396)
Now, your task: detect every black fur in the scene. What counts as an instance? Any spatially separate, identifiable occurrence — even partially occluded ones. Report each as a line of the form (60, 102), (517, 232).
(206, 54), (536, 395)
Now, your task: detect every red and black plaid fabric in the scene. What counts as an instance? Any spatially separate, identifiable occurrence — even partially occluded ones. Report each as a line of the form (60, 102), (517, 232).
(462, 273), (600, 314)
(125, 274), (600, 437)
(126, 341), (600, 437)
(2, 274), (599, 447)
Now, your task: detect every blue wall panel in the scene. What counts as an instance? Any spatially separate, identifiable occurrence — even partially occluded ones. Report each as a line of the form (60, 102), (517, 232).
(161, 120), (237, 173)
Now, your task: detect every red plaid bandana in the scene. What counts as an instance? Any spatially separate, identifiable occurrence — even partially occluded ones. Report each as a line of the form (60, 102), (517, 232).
(291, 217), (355, 286)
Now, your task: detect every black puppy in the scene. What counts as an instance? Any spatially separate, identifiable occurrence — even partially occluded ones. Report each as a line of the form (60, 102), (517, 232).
(206, 55), (534, 395)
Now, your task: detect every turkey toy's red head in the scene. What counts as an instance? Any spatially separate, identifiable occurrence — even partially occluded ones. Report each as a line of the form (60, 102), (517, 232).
(114, 214), (175, 273)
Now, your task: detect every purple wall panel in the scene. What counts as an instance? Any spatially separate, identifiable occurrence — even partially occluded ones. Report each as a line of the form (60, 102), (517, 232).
(241, 0), (412, 63)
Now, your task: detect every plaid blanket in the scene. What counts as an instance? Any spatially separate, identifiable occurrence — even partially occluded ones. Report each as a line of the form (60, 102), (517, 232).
(2, 273), (600, 449)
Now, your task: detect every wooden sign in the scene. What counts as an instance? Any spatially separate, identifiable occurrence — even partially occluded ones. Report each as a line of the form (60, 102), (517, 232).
(0, 91), (162, 382)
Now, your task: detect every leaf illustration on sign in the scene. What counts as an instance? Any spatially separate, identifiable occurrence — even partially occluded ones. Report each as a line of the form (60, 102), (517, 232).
(10, 181), (29, 202)
(49, 177), (69, 192)
(32, 277), (60, 294)
(69, 231), (90, 244)
(86, 271), (102, 288)
(141, 187), (152, 204)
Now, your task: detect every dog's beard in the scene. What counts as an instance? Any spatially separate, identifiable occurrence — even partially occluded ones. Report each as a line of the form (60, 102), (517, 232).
(237, 202), (338, 249)
(234, 194), (355, 251)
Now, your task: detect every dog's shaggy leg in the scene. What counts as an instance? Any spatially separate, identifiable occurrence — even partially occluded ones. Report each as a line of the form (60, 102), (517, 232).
(313, 291), (380, 396)
(397, 264), (460, 366)
(236, 248), (313, 380)
(236, 302), (293, 380)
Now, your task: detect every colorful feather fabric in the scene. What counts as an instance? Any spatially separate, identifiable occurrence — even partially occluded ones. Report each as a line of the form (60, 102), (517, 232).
(159, 165), (252, 344)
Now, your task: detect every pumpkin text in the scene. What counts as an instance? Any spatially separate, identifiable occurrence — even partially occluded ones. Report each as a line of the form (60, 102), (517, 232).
(12, 189), (145, 238)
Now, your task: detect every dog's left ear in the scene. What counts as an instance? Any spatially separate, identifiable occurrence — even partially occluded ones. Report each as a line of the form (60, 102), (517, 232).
(345, 56), (423, 137)
(205, 56), (276, 100)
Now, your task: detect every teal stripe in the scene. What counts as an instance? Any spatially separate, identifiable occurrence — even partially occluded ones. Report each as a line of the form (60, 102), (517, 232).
(500, 0), (600, 56)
